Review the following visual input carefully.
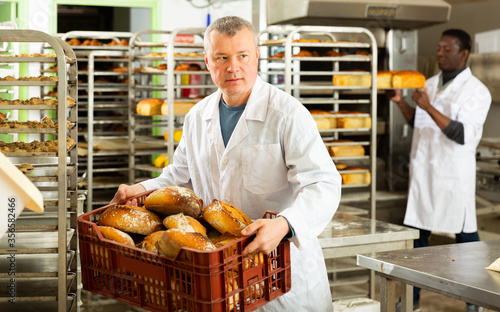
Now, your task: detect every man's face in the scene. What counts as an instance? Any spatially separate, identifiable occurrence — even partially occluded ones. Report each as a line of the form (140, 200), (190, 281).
(437, 35), (468, 72)
(204, 27), (259, 105)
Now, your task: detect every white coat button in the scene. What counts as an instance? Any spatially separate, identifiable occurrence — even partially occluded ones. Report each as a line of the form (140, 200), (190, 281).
(224, 198), (229, 203)
(222, 158), (228, 165)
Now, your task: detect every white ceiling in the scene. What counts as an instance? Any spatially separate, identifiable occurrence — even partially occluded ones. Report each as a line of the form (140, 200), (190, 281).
(445, 0), (495, 4)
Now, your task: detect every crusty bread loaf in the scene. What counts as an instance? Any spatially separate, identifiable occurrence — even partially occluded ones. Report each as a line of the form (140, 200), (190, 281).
(163, 213), (207, 236)
(213, 232), (240, 247)
(98, 205), (163, 236)
(327, 140), (365, 157)
(164, 129), (183, 142)
(144, 186), (203, 218)
(139, 230), (165, 253)
(333, 72), (371, 87)
(335, 163), (347, 170)
(341, 167), (371, 185)
(136, 98), (164, 116)
(97, 226), (135, 246)
(310, 110), (337, 129)
(377, 71), (396, 89)
(156, 229), (216, 258)
(203, 199), (252, 237)
(335, 111), (371, 129)
(392, 70), (425, 89)
(160, 102), (195, 116)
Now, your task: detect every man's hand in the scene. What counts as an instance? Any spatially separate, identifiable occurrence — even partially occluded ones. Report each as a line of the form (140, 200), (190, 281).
(110, 184), (146, 206)
(412, 88), (431, 111)
(386, 89), (402, 103)
(241, 216), (290, 256)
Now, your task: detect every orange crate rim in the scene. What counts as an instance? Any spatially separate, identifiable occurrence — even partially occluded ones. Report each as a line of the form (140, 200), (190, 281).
(77, 190), (291, 312)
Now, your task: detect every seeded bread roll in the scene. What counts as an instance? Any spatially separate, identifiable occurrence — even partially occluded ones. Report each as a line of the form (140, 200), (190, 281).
(144, 186), (203, 218)
(139, 231), (166, 253)
(163, 213), (207, 236)
(98, 205), (163, 236)
(97, 226), (135, 246)
(203, 200), (252, 237)
(156, 229), (216, 258)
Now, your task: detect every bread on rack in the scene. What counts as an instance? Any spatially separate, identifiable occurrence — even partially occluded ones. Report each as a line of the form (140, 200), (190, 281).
(335, 111), (372, 129)
(203, 199), (252, 237)
(327, 140), (365, 157)
(97, 225), (135, 246)
(160, 102), (195, 116)
(164, 129), (183, 142)
(333, 71), (371, 87)
(310, 110), (336, 129)
(156, 229), (216, 258)
(293, 50), (313, 57)
(136, 98), (164, 116)
(174, 63), (201, 71)
(144, 185), (203, 218)
(98, 205), (163, 236)
(163, 212), (207, 236)
(340, 167), (371, 185)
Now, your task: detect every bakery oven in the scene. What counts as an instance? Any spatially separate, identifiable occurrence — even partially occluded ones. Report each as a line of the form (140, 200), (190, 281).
(263, 0), (451, 192)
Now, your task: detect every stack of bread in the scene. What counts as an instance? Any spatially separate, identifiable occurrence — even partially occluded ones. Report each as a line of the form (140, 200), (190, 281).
(333, 70), (425, 89)
(136, 98), (195, 116)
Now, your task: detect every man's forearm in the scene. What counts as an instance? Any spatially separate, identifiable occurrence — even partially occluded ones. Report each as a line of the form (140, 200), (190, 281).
(394, 98), (416, 122)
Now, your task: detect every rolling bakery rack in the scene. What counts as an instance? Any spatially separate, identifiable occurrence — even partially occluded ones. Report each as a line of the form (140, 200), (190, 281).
(128, 28), (216, 183)
(258, 25), (378, 300)
(0, 30), (79, 311)
(56, 31), (134, 212)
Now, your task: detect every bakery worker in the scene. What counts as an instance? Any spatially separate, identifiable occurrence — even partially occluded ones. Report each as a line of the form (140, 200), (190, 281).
(111, 16), (341, 311)
(389, 29), (491, 312)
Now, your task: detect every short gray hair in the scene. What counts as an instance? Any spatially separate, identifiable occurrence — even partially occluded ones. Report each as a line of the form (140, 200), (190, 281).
(204, 16), (258, 51)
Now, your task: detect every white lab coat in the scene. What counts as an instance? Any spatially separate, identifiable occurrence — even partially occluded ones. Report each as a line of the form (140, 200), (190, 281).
(404, 68), (491, 233)
(141, 76), (342, 311)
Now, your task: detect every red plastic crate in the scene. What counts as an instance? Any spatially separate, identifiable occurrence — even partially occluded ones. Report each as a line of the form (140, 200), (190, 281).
(77, 191), (291, 312)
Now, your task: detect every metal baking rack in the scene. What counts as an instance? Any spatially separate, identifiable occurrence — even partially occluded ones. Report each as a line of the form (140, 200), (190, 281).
(52, 31), (134, 211)
(0, 29), (78, 311)
(258, 25), (378, 301)
(128, 28), (216, 184)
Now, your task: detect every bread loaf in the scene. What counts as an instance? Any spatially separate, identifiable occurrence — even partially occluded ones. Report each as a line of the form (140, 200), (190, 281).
(392, 70), (425, 89)
(139, 230), (165, 252)
(144, 186), (203, 218)
(136, 98), (164, 116)
(98, 205), (163, 236)
(327, 140), (365, 157)
(341, 167), (371, 185)
(310, 110), (336, 129)
(160, 102), (195, 116)
(97, 226), (135, 246)
(163, 212), (207, 236)
(333, 72), (371, 87)
(203, 199), (252, 237)
(377, 71), (396, 89)
(156, 229), (216, 258)
(336, 111), (371, 129)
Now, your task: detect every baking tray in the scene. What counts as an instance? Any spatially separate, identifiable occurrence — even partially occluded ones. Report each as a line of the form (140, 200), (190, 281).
(0, 251), (74, 276)
(0, 228), (74, 250)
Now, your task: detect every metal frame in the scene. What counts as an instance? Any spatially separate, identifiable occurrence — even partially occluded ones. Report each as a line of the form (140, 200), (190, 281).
(0, 29), (78, 312)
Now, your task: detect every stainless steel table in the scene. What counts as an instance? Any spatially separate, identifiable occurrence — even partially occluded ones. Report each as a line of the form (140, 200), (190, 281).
(357, 240), (500, 312)
(319, 213), (419, 300)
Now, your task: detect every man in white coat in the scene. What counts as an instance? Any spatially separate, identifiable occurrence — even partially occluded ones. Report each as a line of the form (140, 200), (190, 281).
(390, 29), (491, 312)
(112, 16), (341, 311)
